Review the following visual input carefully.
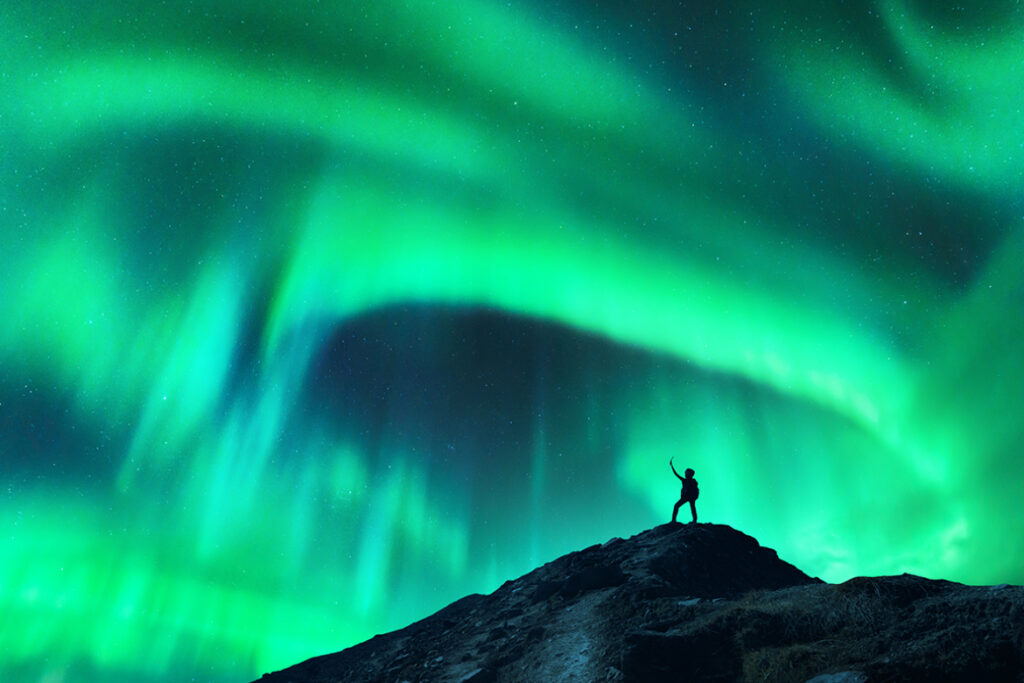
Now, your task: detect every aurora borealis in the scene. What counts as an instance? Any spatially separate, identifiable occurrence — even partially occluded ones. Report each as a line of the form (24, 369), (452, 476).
(2, 0), (1023, 680)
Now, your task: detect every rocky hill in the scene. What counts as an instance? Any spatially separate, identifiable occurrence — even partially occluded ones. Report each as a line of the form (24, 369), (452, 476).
(253, 523), (1024, 682)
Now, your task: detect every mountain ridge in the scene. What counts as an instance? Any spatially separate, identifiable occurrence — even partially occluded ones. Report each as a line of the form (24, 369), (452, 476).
(254, 523), (1024, 682)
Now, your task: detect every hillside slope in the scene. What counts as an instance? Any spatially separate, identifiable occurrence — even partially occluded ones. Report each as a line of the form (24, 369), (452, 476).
(254, 524), (1024, 682)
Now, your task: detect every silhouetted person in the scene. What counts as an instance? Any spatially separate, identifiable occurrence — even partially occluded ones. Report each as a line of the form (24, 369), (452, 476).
(670, 458), (698, 523)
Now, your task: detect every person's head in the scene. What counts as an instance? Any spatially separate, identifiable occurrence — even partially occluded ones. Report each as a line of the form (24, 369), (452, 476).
(684, 468), (695, 478)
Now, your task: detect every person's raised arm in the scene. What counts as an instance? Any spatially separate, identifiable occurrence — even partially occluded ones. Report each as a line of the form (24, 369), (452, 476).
(669, 457), (683, 481)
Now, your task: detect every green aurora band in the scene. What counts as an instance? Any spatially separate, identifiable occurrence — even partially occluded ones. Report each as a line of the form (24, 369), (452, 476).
(2, 0), (1023, 681)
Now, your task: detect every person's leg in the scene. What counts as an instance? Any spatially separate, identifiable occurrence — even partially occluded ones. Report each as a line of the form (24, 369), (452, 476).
(689, 499), (697, 523)
(672, 499), (683, 523)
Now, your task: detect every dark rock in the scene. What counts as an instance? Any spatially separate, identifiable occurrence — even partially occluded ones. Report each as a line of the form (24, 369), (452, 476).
(623, 626), (741, 682)
(560, 563), (626, 597)
(530, 580), (561, 603)
(252, 524), (1024, 683)
(458, 667), (496, 683)
(805, 673), (867, 683)
(486, 626), (509, 641)
(837, 573), (959, 608)
(493, 607), (523, 621)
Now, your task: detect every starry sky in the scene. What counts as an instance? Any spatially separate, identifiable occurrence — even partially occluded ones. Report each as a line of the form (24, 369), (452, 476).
(2, 1), (1023, 681)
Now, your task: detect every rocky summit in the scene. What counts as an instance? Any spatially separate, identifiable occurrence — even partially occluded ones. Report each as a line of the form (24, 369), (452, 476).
(254, 523), (1024, 682)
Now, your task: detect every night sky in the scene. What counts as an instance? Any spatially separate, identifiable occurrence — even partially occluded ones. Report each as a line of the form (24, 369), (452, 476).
(3, 1), (1024, 681)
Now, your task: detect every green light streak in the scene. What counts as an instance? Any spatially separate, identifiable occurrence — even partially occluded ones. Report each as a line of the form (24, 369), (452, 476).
(270, 178), (909, 453)
(765, 0), (1024, 192)
(0, 496), (354, 680)
(2, 1), (1024, 682)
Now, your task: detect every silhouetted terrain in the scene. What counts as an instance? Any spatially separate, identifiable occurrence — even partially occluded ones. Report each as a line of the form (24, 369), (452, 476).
(254, 524), (1024, 682)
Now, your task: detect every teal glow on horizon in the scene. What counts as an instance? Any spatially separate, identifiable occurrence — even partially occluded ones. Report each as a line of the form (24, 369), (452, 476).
(3, 1), (1023, 681)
